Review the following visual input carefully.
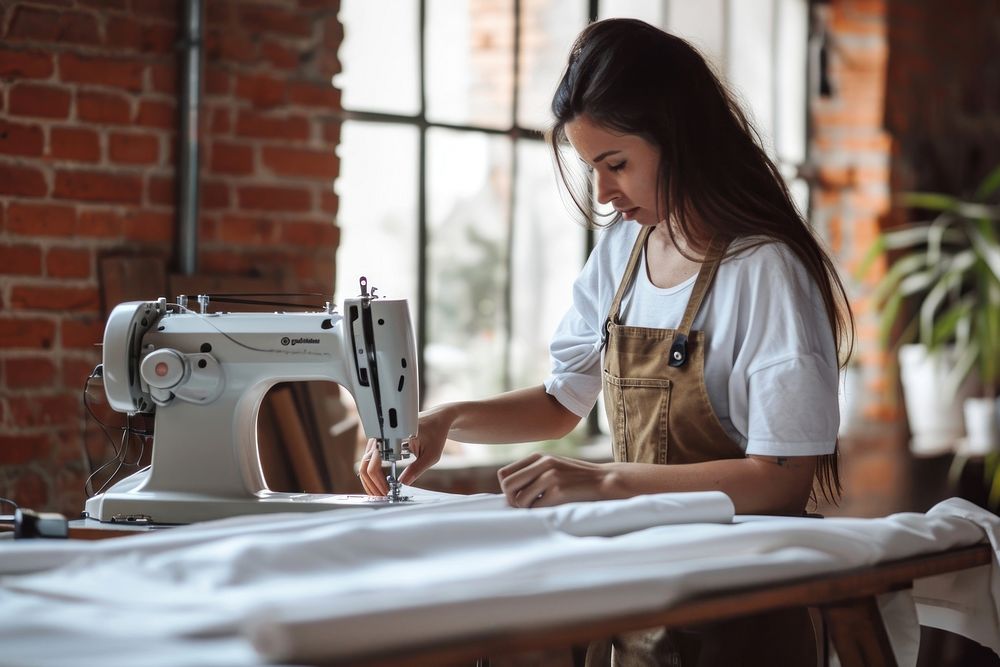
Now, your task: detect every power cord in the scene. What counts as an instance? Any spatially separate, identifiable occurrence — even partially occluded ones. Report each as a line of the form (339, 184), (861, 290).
(0, 497), (67, 539)
(81, 364), (153, 498)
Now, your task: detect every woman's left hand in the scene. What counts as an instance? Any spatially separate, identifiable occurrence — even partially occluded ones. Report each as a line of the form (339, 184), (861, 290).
(497, 453), (616, 508)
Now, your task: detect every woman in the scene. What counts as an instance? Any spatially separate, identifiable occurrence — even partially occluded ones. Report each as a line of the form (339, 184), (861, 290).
(361, 18), (853, 666)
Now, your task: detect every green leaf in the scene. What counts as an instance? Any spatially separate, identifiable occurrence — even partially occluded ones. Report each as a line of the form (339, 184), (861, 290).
(942, 339), (979, 401)
(929, 298), (973, 347)
(970, 228), (1000, 282)
(975, 164), (1000, 199)
(902, 192), (958, 211)
(919, 250), (975, 345)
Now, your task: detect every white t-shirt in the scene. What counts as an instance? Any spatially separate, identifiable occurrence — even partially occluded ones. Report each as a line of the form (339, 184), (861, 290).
(543, 222), (840, 457)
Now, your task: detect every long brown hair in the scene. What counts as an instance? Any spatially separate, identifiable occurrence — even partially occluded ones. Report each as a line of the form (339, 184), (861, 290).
(549, 18), (853, 504)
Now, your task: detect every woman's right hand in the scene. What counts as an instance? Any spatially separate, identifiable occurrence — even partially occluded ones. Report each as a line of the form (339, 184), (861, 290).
(357, 405), (456, 496)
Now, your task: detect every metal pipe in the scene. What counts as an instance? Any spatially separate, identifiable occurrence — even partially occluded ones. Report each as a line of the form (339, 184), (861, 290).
(177, 0), (203, 276)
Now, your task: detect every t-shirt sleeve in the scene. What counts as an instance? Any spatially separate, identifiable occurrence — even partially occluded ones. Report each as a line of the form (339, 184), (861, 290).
(727, 244), (841, 457)
(745, 355), (840, 456)
(542, 237), (610, 419)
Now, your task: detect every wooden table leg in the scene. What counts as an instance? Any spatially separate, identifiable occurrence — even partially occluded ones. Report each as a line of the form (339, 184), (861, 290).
(821, 596), (897, 667)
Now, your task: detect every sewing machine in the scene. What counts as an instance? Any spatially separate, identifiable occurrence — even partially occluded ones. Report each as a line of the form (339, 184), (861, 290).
(83, 278), (420, 524)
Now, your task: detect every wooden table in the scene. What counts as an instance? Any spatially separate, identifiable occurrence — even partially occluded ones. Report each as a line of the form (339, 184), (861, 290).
(333, 543), (992, 667)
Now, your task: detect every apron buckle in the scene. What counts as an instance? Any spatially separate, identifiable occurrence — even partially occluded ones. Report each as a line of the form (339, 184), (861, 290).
(600, 317), (613, 352)
(668, 334), (688, 367)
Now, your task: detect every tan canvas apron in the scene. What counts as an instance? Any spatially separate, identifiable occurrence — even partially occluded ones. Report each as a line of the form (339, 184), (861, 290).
(587, 226), (816, 667)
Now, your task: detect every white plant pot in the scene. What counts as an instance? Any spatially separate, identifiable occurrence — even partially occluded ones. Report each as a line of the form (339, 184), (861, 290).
(899, 344), (976, 456)
(960, 397), (1000, 456)
(838, 364), (862, 438)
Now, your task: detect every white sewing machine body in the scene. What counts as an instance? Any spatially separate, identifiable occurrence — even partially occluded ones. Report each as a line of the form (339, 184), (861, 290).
(85, 287), (420, 524)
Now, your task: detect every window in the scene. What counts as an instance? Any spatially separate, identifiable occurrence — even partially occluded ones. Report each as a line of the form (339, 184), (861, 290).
(334, 0), (811, 447)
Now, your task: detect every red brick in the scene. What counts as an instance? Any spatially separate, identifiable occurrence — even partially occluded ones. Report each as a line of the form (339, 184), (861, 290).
(147, 174), (175, 206)
(6, 469), (49, 511)
(235, 74), (286, 108)
(105, 15), (142, 50)
(77, 209), (124, 237)
(202, 180), (230, 209)
(322, 120), (341, 144)
(261, 40), (299, 69)
(320, 189), (338, 214)
(0, 120), (44, 157)
(59, 53), (144, 92)
(0, 435), (52, 465)
(54, 170), (143, 204)
(322, 15), (343, 50)
(62, 357), (100, 387)
(81, 0), (127, 8)
(262, 146), (338, 179)
(142, 24), (178, 53)
(206, 0), (233, 25)
(0, 47), (54, 78)
(6, 202), (74, 236)
(150, 62), (177, 93)
(201, 249), (253, 274)
(61, 318), (103, 348)
(205, 30), (258, 64)
(5, 358), (57, 389)
(49, 126), (101, 162)
(6, 6), (60, 41)
(281, 220), (339, 246)
(236, 111), (310, 140)
(11, 286), (100, 312)
(238, 185), (311, 212)
(77, 90), (131, 124)
(135, 100), (175, 129)
(238, 5), (312, 37)
(0, 244), (42, 275)
(218, 215), (277, 244)
(132, 0), (178, 20)
(109, 132), (159, 165)
(287, 82), (341, 109)
(9, 394), (81, 428)
(205, 68), (230, 96)
(0, 164), (47, 197)
(298, 0), (338, 8)
(210, 141), (254, 175)
(124, 210), (173, 242)
(46, 247), (91, 279)
(0, 317), (56, 348)
(210, 107), (231, 134)
(8, 7), (100, 44)
(9, 83), (71, 119)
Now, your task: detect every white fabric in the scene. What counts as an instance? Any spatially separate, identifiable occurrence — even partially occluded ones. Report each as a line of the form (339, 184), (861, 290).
(544, 222), (840, 456)
(0, 493), (995, 667)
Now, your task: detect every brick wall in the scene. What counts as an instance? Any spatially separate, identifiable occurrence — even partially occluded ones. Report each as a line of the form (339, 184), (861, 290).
(813, 0), (1000, 516)
(0, 0), (343, 515)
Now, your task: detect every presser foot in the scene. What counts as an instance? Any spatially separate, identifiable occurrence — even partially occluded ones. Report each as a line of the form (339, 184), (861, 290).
(385, 475), (411, 503)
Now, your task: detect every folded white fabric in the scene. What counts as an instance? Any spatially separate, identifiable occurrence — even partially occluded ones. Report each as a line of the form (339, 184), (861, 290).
(0, 492), (995, 667)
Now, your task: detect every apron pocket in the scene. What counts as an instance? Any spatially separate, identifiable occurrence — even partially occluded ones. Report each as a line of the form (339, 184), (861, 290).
(603, 373), (672, 464)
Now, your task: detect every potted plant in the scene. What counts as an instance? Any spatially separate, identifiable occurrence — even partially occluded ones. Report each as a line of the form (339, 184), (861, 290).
(860, 165), (1000, 458)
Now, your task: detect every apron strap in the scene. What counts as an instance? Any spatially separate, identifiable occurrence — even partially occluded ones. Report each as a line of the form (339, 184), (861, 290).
(668, 235), (729, 367)
(601, 225), (653, 350)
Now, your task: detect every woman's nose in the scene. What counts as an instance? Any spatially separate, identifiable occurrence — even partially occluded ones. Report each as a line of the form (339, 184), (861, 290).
(594, 171), (617, 205)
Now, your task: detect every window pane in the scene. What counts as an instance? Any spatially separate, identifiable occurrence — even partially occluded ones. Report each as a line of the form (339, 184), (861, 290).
(336, 0), (420, 114)
(775, 0), (808, 166)
(334, 121), (419, 308)
(598, 0), (665, 27)
(517, 0), (588, 130)
(426, 0), (514, 129)
(424, 129), (513, 407)
(666, 0), (726, 75)
(726, 0), (777, 155)
(510, 140), (586, 388)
